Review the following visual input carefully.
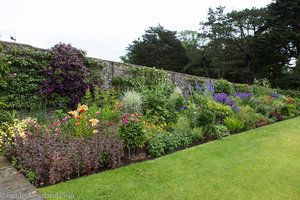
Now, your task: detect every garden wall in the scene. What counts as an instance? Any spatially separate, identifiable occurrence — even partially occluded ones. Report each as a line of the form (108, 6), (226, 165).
(1, 41), (214, 94)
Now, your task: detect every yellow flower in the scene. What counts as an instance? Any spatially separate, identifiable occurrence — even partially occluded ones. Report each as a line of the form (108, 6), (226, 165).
(93, 129), (99, 134)
(68, 111), (78, 118)
(18, 131), (26, 138)
(78, 104), (88, 114)
(89, 118), (99, 126)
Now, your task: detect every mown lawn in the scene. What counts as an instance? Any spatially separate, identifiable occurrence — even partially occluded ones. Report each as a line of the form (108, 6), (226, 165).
(39, 117), (300, 200)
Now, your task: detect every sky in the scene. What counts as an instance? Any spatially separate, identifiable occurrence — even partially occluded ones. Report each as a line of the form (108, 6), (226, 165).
(0, 0), (272, 62)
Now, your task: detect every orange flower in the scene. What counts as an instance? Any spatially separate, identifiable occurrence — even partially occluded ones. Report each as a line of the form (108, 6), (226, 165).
(89, 118), (99, 126)
(78, 104), (88, 114)
(68, 111), (78, 118)
(75, 121), (81, 126)
(113, 100), (122, 111)
(287, 97), (294, 103)
(76, 115), (82, 119)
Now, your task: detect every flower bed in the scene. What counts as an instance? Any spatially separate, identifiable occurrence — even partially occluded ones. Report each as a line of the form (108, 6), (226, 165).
(1, 46), (300, 186)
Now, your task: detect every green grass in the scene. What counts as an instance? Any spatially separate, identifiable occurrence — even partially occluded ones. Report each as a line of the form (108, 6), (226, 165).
(39, 117), (300, 200)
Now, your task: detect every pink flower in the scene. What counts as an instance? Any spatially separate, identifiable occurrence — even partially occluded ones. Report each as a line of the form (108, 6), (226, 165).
(122, 119), (129, 125)
(135, 118), (139, 123)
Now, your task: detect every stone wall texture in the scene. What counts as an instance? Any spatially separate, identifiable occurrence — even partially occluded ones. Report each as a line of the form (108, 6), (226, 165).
(1, 41), (216, 93)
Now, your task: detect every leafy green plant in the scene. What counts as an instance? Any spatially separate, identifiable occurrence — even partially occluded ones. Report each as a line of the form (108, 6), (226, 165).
(26, 169), (37, 184)
(121, 90), (143, 114)
(206, 99), (233, 119)
(147, 133), (166, 158)
(224, 116), (245, 133)
(118, 113), (146, 157)
(190, 127), (204, 141)
(1, 45), (48, 109)
(214, 125), (230, 139)
(234, 83), (252, 93)
(214, 79), (234, 94)
(253, 78), (273, 96)
(167, 87), (185, 111)
(172, 115), (191, 133)
(195, 110), (215, 127)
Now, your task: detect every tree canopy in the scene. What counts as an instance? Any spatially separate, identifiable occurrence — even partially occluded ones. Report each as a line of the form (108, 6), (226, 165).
(121, 1), (300, 90)
(121, 25), (189, 72)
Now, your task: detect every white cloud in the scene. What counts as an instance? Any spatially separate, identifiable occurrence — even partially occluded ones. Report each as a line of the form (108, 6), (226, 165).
(0, 0), (271, 61)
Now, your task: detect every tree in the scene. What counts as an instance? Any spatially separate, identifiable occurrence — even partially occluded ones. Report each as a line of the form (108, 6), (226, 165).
(226, 8), (268, 81)
(268, 0), (300, 57)
(178, 30), (209, 76)
(199, 7), (232, 79)
(121, 25), (189, 72)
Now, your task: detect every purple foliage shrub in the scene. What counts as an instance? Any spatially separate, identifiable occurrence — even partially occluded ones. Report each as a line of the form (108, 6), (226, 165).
(9, 120), (123, 186)
(42, 43), (89, 108)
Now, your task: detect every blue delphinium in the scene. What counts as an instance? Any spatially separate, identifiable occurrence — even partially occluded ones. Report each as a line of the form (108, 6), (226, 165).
(195, 80), (201, 92)
(205, 80), (214, 94)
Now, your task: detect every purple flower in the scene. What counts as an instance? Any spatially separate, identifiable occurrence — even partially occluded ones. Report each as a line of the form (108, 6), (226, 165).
(195, 81), (201, 92)
(271, 92), (279, 98)
(232, 104), (240, 113)
(225, 97), (234, 106)
(205, 80), (214, 94)
(233, 92), (253, 99)
(214, 93), (239, 112)
(214, 93), (228, 103)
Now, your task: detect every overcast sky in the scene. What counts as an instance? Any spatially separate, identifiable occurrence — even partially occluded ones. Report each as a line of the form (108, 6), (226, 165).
(0, 0), (271, 62)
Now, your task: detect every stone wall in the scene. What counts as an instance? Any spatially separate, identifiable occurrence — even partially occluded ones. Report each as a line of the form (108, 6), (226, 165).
(91, 57), (214, 90)
(1, 41), (215, 92)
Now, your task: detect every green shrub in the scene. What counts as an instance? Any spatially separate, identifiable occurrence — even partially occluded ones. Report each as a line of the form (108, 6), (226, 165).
(167, 87), (185, 111)
(172, 115), (191, 133)
(195, 110), (215, 127)
(142, 88), (176, 124)
(224, 116), (245, 133)
(193, 92), (210, 107)
(111, 76), (133, 91)
(1, 45), (48, 109)
(118, 113), (146, 155)
(234, 83), (252, 93)
(279, 105), (290, 117)
(185, 103), (198, 128)
(129, 67), (173, 96)
(235, 106), (265, 130)
(163, 132), (192, 152)
(121, 90), (143, 114)
(206, 99), (233, 123)
(99, 105), (120, 122)
(253, 78), (273, 96)
(214, 79), (234, 94)
(190, 127), (204, 141)
(214, 125), (230, 139)
(147, 134), (166, 158)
